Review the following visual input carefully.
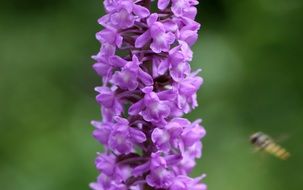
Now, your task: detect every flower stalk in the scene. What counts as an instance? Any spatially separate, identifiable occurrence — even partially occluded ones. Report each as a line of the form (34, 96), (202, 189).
(90, 0), (206, 189)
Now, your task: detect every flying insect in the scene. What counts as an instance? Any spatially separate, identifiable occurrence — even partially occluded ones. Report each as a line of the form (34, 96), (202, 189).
(250, 132), (290, 160)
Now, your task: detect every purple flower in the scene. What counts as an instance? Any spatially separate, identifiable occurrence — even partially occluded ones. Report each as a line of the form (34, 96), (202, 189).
(92, 120), (113, 145)
(151, 118), (184, 151)
(182, 119), (206, 147)
(171, 0), (192, 17)
(135, 13), (175, 53)
(111, 55), (153, 91)
(176, 18), (201, 46)
(89, 174), (110, 190)
(129, 87), (171, 124)
(111, 8), (135, 29)
(96, 28), (123, 47)
(95, 153), (116, 175)
(146, 152), (174, 188)
(157, 41), (192, 80)
(158, 0), (198, 18)
(95, 86), (123, 120)
(91, 0), (206, 189)
(151, 118), (205, 154)
(174, 70), (203, 113)
(177, 141), (202, 173)
(92, 44), (115, 82)
(100, 0), (150, 30)
(108, 117), (146, 154)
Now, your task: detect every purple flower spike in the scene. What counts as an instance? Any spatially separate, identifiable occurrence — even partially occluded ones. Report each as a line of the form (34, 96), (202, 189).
(91, 0), (207, 189)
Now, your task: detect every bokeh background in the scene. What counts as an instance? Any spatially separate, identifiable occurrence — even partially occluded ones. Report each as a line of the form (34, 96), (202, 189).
(1, 0), (303, 189)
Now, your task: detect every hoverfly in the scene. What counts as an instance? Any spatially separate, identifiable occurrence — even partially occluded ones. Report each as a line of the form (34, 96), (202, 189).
(250, 132), (290, 160)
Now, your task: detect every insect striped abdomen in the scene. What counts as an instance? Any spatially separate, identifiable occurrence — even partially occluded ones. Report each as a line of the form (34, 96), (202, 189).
(264, 142), (290, 160)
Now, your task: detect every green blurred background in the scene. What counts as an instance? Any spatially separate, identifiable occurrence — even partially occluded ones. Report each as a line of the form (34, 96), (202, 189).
(1, 0), (303, 189)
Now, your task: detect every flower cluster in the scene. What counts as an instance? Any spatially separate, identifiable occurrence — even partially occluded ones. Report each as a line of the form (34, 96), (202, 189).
(91, 0), (206, 189)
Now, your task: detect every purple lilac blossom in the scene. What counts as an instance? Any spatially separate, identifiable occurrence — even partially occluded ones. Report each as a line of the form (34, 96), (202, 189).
(91, 0), (206, 189)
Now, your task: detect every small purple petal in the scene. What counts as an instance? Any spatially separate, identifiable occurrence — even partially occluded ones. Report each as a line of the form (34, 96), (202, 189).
(147, 13), (159, 26)
(133, 4), (150, 18)
(135, 30), (151, 48)
(128, 100), (144, 115)
(158, 0), (170, 10)
(129, 127), (147, 143)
